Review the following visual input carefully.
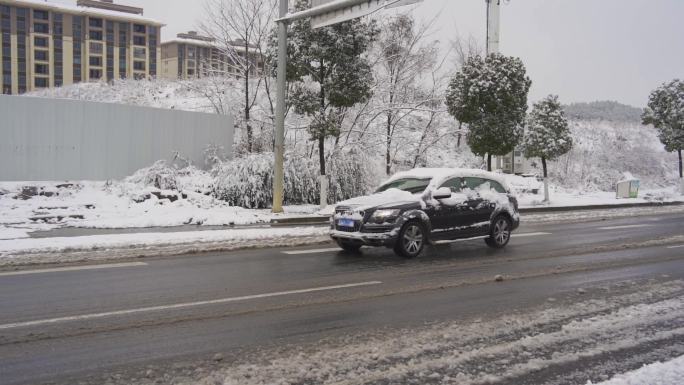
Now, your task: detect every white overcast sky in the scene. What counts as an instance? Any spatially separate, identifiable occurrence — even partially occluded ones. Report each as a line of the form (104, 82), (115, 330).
(92, 0), (684, 106)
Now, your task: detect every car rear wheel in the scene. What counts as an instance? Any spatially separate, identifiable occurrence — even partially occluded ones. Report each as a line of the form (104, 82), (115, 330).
(394, 221), (426, 258)
(336, 239), (362, 253)
(485, 215), (512, 249)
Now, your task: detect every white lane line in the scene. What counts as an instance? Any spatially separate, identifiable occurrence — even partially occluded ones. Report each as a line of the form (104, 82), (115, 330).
(514, 232), (552, 238)
(598, 224), (653, 230)
(0, 262), (148, 277)
(666, 245), (684, 249)
(283, 247), (343, 255)
(0, 281), (382, 330)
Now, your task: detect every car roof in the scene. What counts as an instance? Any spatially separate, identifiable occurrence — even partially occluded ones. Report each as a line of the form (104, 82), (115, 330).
(383, 168), (511, 191)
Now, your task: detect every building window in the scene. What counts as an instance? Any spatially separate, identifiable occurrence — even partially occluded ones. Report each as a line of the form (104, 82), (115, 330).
(1, 5), (11, 93)
(34, 22), (49, 34)
(133, 72), (145, 80)
(89, 30), (103, 41)
(73, 16), (83, 82)
(33, 9), (49, 20)
(89, 18), (102, 28)
(35, 50), (48, 61)
(89, 56), (102, 66)
(89, 41), (103, 54)
(89, 68), (102, 80)
(53, 13), (63, 86)
(133, 47), (146, 59)
(133, 35), (145, 46)
(148, 26), (157, 76)
(133, 24), (146, 34)
(34, 77), (48, 88)
(34, 36), (49, 47)
(133, 61), (145, 71)
(16, 8), (28, 93)
(119, 22), (128, 78)
(35, 63), (49, 75)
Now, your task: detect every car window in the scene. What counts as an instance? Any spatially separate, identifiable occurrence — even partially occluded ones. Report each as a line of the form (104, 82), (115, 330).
(375, 178), (431, 194)
(462, 177), (486, 191)
(488, 180), (507, 193)
(439, 177), (462, 193)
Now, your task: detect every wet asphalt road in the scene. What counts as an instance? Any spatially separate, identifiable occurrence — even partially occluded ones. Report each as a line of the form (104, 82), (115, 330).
(0, 211), (683, 385)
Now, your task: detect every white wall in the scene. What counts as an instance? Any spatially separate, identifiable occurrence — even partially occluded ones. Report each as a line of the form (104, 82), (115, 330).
(0, 95), (233, 181)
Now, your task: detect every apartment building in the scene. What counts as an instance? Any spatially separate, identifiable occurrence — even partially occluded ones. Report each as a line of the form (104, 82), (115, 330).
(161, 31), (263, 80)
(0, 0), (163, 95)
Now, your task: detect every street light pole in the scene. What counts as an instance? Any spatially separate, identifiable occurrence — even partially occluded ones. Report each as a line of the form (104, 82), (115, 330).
(272, 0), (289, 213)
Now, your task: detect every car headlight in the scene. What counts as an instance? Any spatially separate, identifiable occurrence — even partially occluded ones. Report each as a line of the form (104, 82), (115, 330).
(371, 209), (402, 223)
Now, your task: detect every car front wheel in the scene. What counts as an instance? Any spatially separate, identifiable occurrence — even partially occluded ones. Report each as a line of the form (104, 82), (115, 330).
(485, 215), (512, 249)
(394, 221), (426, 258)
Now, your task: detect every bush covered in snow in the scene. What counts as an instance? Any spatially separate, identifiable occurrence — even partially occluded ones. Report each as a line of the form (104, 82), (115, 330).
(125, 160), (180, 191)
(212, 152), (380, 208)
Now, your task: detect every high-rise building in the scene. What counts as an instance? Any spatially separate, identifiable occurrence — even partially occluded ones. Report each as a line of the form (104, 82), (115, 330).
(160, 31), (263, 80)
(0, 0), (163, 95)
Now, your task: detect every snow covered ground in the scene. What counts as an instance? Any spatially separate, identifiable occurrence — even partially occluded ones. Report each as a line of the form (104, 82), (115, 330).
(587, 355), (684, 385)
(120, 279), (682, 385)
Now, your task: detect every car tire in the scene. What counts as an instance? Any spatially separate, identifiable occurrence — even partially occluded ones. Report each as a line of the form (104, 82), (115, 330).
(336, 239), (362, 253)
(394, 220), (427, 258)
(485, 215), (512, 249)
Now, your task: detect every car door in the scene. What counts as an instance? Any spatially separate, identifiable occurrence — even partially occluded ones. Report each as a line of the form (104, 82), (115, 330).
(459, 177), (494, 236)
(430, 177), (471, 239)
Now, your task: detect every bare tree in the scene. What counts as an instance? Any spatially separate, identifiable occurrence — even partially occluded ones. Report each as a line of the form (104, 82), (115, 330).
(373, 14), (440, 175)
(199, 0), (276, 153)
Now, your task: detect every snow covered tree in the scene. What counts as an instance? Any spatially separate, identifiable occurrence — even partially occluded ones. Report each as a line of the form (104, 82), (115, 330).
(200, 0), (276, 153)
(445, 54), (531, 171)
(642, 79), (684, 192)
(374, 14), (439, 175)
(272, 0), (378, 204)
(524, 95), (572, 202)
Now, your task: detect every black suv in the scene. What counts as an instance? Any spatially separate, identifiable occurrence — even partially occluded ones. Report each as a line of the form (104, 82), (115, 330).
(330, 168), (520, 258)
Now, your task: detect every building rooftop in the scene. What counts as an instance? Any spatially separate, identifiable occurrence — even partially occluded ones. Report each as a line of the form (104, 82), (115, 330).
(0, 0), (164, 25)
(162, 32), (260, 52)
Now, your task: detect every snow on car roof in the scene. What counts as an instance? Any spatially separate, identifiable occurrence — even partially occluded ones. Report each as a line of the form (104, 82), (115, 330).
(383, 168), (511, 191)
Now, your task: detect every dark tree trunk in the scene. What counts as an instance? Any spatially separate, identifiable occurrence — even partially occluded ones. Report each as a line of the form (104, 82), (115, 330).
(245, 42), (253, 153)
(487, 154), (492, 171)
(679, 149), (683, 178)
(386, 113), (392, 175)
(457, 122), (462, 148)
(319, 136), (326, 175)
(542, 156), (548, 178)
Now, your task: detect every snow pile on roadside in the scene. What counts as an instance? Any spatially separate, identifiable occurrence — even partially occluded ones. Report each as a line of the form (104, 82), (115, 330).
(0, 227), (328, 257)
(587, 355), (684, 385)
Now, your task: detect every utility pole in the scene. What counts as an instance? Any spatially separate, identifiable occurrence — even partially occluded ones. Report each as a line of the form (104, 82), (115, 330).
(272, 0), (288, 213)
(486, 0), (500, 55)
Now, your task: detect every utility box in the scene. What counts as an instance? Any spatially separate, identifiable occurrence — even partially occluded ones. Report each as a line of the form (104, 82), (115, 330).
(616, 179), (640, 199)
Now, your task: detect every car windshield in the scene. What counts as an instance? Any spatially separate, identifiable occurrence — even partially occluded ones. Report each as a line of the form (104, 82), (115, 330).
(375, 178), (431, 194)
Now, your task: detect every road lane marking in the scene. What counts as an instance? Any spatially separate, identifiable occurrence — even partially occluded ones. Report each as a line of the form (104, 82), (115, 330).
(0, 281), (383, 330)
(667, 245), (684, 249)
(598, 224), (653, 230)
(283, 248), (343, 255)
(0, 262), (148, 277)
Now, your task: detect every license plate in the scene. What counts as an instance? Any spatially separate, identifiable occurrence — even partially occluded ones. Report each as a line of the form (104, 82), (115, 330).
(337, 219), (355, 228)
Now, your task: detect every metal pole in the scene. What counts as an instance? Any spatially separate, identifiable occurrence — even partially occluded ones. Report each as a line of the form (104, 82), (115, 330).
(272, 0), (288, 213)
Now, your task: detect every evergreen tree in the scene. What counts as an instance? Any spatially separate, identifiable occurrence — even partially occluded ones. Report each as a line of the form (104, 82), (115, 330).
(272, 0), (378, 180)
(523, 95), (573, 201)
(642, 79), (684, 187)
(445, 54), (531, 170)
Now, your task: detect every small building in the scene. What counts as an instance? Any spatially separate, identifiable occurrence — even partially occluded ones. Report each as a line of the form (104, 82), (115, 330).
(492, 148), (536, 175)
(160, 31), (264, 80)
(0, 0), (164, 95)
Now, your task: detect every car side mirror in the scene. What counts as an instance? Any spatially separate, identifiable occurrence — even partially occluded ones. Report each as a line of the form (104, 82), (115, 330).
(432, 187), (452, 200)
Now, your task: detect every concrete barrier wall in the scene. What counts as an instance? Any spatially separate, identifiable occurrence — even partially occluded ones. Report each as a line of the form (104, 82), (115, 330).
(0, 95), (233, 181)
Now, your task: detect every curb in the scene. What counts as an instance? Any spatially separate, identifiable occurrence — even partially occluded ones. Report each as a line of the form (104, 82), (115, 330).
(270, 216), (330, 226)
(518, 201), (684, 213)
